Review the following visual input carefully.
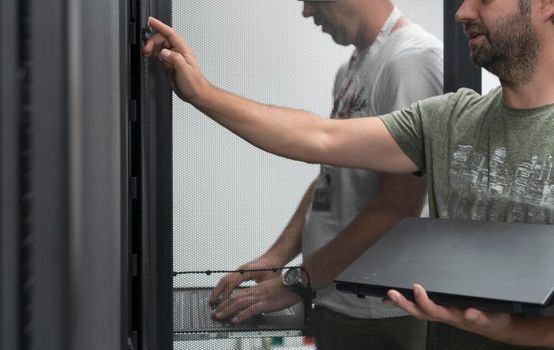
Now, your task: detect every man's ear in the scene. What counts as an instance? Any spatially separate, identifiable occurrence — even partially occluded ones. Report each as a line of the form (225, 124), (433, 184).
(539, 0), (554, 24)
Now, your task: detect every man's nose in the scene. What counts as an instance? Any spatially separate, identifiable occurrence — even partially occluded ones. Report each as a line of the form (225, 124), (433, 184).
(455, 0), (477, 24)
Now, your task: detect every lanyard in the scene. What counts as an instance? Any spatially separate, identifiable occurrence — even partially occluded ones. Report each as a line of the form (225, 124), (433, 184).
(376, 6), (402, 42)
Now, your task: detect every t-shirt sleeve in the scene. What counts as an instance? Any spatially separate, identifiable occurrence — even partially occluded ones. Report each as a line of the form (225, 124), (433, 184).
(379, 102), (426, 173)
(378, 93), (454, 175)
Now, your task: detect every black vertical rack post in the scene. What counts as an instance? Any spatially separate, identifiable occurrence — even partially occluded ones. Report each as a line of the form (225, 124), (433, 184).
(127, 0), (173, 349)
(141, 0), (173, 347)
(444, 0), (482, 93)
(127, 0), (144, 348)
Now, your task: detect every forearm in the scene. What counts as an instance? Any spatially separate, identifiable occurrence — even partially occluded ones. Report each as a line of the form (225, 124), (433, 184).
(261, 180), (318, 267)
(145, 18), (416, 172)
(304, 173), (426, 289)
(193, 84), (327, 164)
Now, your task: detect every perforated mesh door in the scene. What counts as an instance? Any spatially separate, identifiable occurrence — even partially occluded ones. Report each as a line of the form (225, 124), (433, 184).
(172, 2), (346, 347)
(171, 1), (443, 349)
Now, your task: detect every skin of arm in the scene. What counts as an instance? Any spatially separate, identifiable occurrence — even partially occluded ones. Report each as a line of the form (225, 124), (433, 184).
(208, 180), (317, 304)
(143, 17), (418, 174)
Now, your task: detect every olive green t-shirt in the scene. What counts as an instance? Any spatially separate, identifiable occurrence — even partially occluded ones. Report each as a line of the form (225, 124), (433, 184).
(381, 87), (554, 224)
(380, 87), (554, 350)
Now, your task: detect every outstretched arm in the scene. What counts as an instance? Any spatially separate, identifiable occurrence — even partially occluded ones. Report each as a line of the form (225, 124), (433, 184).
(143, 17), (417, 173)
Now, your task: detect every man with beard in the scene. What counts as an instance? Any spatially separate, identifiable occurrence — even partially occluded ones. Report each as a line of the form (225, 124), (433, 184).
(144, 0), (554, 348)
(204, 1), (442, 349)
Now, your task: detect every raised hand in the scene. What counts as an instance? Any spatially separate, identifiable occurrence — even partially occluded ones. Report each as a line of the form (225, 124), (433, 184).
(143, 17), (210, 102)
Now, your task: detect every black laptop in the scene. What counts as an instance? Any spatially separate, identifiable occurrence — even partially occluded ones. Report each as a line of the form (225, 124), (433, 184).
(173, 287), (305, 341)
(335, 218), (554, 316)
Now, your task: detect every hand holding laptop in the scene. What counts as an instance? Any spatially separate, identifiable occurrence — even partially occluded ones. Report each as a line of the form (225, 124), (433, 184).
(334, 218), (554, 347)
(384, 284), (515, 344)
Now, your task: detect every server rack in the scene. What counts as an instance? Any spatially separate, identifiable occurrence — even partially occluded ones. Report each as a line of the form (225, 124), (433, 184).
(0, 0), (172, 349)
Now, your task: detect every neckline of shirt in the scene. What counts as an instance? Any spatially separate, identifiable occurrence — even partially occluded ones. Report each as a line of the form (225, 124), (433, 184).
(494, 90), (554, 118)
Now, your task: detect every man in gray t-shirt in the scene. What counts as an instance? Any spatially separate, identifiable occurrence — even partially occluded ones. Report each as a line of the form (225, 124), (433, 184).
(144, 0), (554, 348)
(380, 87), (554, 349)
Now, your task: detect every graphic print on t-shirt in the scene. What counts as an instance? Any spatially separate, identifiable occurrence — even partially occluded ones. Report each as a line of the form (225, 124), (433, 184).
(331, 56), (369, 119)
(445, 144), (554, 222)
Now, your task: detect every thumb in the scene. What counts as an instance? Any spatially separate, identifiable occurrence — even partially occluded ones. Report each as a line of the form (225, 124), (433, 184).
(464, 308), (501, 328)
(464, 308), (484, 324)
(160, 48), (186, 70)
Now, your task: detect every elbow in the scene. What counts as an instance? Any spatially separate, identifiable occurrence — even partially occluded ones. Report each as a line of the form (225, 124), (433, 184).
(280, 135), (330, 165)
(270, 116), (332, 165)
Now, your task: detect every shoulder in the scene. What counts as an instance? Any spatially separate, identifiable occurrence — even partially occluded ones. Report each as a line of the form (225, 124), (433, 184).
(389, 27), (442, 64)
(422, 88), (481, 112)
(417, 88), (500, 126)
(381, 25), (443, 75)
(387, 24), (443, 55)
(450, 87), (499, 108)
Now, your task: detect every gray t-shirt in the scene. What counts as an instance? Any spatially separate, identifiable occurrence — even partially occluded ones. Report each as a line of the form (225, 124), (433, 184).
(381, 87), (554, 223)
(380, 87), (554, 349)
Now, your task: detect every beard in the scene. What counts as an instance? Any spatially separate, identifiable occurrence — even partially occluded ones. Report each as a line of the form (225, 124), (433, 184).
(468, 4), (541, 85)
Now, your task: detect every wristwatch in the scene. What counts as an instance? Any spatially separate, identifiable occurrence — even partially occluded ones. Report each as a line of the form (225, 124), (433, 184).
(281, 267), (311, 298)
(282, 267), (315, 323)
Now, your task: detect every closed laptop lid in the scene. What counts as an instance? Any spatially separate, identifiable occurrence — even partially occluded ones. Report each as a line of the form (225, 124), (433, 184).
(335, 218), (554, 315)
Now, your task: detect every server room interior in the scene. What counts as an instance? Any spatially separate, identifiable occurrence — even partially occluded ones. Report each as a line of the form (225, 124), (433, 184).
(0, 1), (489, 350)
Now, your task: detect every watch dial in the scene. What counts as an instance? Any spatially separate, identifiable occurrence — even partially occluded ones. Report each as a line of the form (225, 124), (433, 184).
(284, 268), (300, 285)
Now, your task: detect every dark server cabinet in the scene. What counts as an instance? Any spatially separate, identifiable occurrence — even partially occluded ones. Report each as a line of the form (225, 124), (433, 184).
(0, 0), (172, 349)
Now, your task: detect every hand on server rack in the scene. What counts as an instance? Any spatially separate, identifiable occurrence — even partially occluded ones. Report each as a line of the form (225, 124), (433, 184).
(143, 17), (210, 103)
